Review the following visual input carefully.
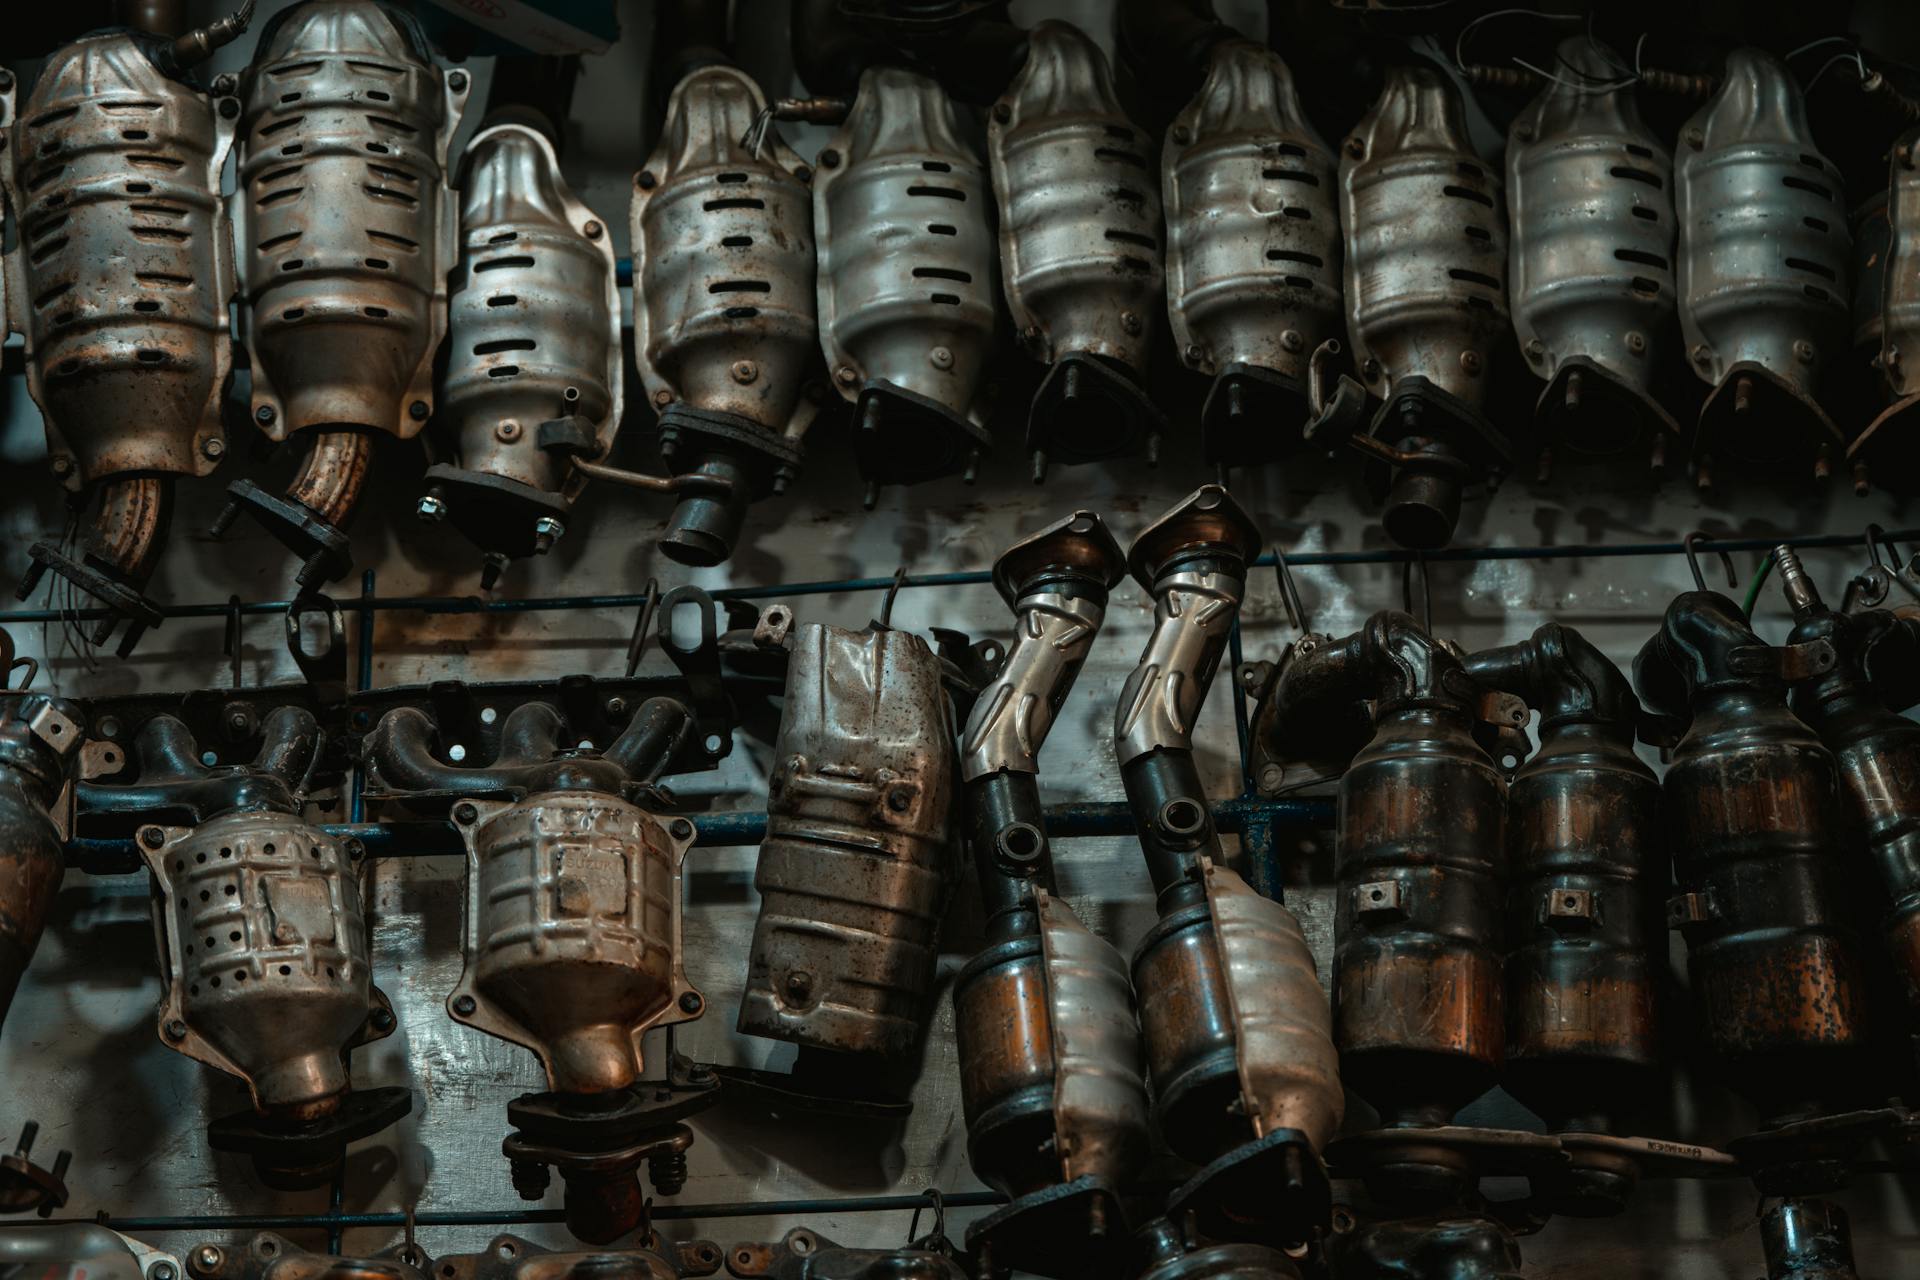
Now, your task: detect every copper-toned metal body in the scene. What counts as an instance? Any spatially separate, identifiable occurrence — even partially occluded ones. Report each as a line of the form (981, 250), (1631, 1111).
(1775, 548), (1920, 1022)
(1162, 39), (1342, 468)
(1340, 63), (1511, 550)
(1677, 49), (1850, 485)
(183, 1233), (425, 1280)
(1634, 591), (1867, 1127)
(632, 64), (818, 567)
(990, 20), (1165, 474)
(815, 67), (996, 500)
(115, 709), (407, 1189)
(1134, 1218), (1301, 1280)
(425, 121), (621, 586)
(223, 0), (466, 586)
(1463, 623), (1664, 1216)
(2, 24), (241, 651)
(363, 696), (709, 1244)
(739, 624), (956, 1066)
(0, 695), (84, 1040)
(724, 1229), (967, 1280)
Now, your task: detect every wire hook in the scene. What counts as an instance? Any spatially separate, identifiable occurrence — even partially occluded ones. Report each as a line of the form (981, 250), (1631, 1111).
(907, 1186), (947, 1248)
(623, 578), (661, 678)
(879, 566), (909, 629)
(1683, 532), (1737, 592)
(1401, 553), (1434, 636)
(1274, 550), (1310, 635)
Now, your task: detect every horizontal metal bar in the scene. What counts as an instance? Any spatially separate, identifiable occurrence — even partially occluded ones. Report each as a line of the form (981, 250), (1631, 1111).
(5, 529), (1908, 626)
(66, 797), (1334, 874)
(25, 1190), (1008, 1234)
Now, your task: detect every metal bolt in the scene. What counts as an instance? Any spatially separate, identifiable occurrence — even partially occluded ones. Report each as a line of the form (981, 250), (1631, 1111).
(783, 971), (815, 1004)
(140, 825), (166, 850)
(1625, 331), (1646, 355)
(1258, 764), (1285, 793)
(509, 1159), (550, 1200)
(1345, 136), (1364, 158)
(929, 346), (954, 370)
(606, 697), (628, 716)
(495, 420), (521, 442)
(201, 437), (226, 460)
(1515, 124), (1535, 142)
(730, 360), (758, 384)
(1172, 125), (1192, 144)
(453, 802), (479, 826)
(415, 494), (446, 523)
(678, 991), (703, 1014)
(453, 994), (478, 1017)
(50, 456), (72, 476)
(1459, 350), (1482, 376)
(219, 98), (239, 120)
(1691, 343), (1712, 367)
(1361, 357), (1380, 381)
(1525, 338), (1546, 358)
(209, 74), (234, 98)
(1793, 339), (1816, 364)
(193, 1245), (224, 1273)
(255, 404), (276, 426)
(1120, 311), (1142, 336)
(533, 516), (564, 553)
(834, 365), (858, 387)
(1280, 329), (1304, 353)
(583, 219), (603, 240)
(98, 717), (121, 739)
(794, 165), (812, 184)
(670, 818), (695, 840)
(151, 1264), (178, 1280)
(886, 785), (913, 813)
(448, 71), (468, 93)
(992, 102), (1012, 123)
(165, 1019), (189, 1042)
(1185, 344), (1206, 364)
(410, 399), (430, 421)
(637, 170), (657, 189)
(1685, 126), (1704, 149)
(817, 148), (840, 168)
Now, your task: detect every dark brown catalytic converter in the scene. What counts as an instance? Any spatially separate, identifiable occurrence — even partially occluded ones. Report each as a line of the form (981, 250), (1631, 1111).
(951, 512), (1149, 1279)
(3, 5), (254, 653)
(362, 695), (711, 1244)
(1462, 624), (1668, 1216)
(1774, 544), (1920, 1039)
(1117, 487), (1344, 1249)
(0, 696), (84, 1041)
(1273, 610), (1507, 1209)
(1634, 589), (1871, 1190)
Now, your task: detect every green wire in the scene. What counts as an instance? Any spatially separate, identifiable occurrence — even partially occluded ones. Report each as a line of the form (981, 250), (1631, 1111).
(1741, 549), (1777, 619)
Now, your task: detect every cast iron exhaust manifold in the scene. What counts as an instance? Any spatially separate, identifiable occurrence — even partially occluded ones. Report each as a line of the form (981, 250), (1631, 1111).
(815, 67), (997, 504)
(420, 119), (622, 589)
(363, 695), (711, 1244)
(2, 9), (251, 653)
(214, 0), (466, 588)
(425, 1230), (727, 1280)
(1334, 61), (1512, 550)
(0, 695), (85, 1042)
(724, 1225), (968, 1280)
(1162, 37), (1343, 473)
(1272, 611), (1510, 1209)
(732, 620), (957, 1113)
(1462, 624), (1668, 1216)
(631, 64), (819, 567)
(97, 707), (409, 1189)
(1117, 486), (1344, 1250)
(950, 511), (1151, 1278)
(1506, 37), (1680, 479)
(1677, 49), (1851, 489)
(989, 20), (1166, 480)
(1634, 589), (1873, 1194)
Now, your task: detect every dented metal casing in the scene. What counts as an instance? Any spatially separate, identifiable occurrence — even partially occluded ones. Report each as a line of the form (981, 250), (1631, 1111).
(0, 695), (84, 1040)
(1507, 37), (1678, 460)
(739, 624), (956, 1058)
(1635, 592), (1866, 1125)
(815, 67), (995, 490)
(1132, 861), (1341, 1166)
(446, 791), (698, 1097)
(232, 0), (463, 440)
(1163, 39), (1341, 465)
(990, 19), (1164, 466)
(632, 64), (817, 564)
(1342, 63), (1508, 415)
(953, 892), (1149, 1197)
(1677, 48), (1850, 475)
(1853, 126), (1920, 490)
(1, 32), (232, 488)
(141, 809), (392, 1117)
(429, 123), (620, 560)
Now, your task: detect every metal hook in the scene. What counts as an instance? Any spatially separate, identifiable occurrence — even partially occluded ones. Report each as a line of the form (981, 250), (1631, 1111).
(879, 566), (909, 630)
(1866, 523), (1904, 570)
(1274, 550), (1310, 635)
(623, 579), (661, 678)
(1401, 553), (1433, 636)
(907, 1186), (947, 1248)
(223, 594), (245, 689)
(1683, 532), (1737, 591)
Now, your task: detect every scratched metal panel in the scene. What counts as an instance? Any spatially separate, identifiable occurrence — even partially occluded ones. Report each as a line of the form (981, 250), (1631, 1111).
(1, 0), (1918, 1275)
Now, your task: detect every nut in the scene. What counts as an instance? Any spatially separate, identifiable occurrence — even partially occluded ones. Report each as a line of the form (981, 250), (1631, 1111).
(670, 817), (695, 841)
(452, 802), (479, 826)
(583, 219), (603, 240)
(255, 404), (277, 425)
(140, 825), (167, 850)
(495, 420), (522, 442)
(1793, 339), (1816, 364)
(678, 991), (703, 1014)
(49, 456), (73, 476)
(448, 71), (468, 93)
(409, 399), (431, 421)
(929, 346), (954, 370)
(652, 388), (673, 407)
(1120, 311), (1142, 336)
(1459, 350), (1483, 376)
(1280, 329), (1304, 354)
(1625, 331), (1647, 355)
(730, 360), (759, 384)
(453, 994), (477, 1016)
(834, 365), (859, 387)
(817, 148), (840, 168)
(637, 170), (657, 189)
(193, 1245), (224, 1274)
(415, 494), (446, 523)
(201, 437), (227, 460)
(165, 1019), (189, 1042)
